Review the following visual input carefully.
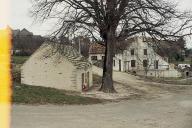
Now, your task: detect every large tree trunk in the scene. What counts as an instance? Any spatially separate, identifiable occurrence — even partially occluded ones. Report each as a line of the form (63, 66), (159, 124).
(99, 30), (116, 93)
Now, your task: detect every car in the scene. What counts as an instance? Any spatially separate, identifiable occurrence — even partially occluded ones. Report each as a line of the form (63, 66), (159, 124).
(178, 64), (191, 69)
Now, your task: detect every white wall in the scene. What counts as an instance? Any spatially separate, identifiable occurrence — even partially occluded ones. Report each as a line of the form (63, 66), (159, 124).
(89, 54), (104, 62)
(22, 55), (78, 91)
(22, 45), (93, 92)
(113, 54), (124, 71)
(89, 37), (181, 77)
(137, 69), (182, 78)
(89, 53), (124, 72)
(123, 37), (182, 77)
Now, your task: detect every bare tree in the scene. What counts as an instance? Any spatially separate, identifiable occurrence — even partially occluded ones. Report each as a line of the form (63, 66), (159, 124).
(31, 0), (192, 92)
(73, 36), (91, 58)
(135, 51), (155, 77)
(143, 53), (160, 78)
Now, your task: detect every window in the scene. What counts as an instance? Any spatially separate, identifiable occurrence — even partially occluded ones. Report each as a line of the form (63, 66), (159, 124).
(102, 56), (105, 60)
(82, 73), (85, 85)
(143, 60), (148, 67)
(143, 37), (147, 42)
(131, 49), (135, 55)
(91, 56), (97, 60)
(131, 60), (136, 67)
(144, 49), (147, 55)
(113, 60), (116, 67)
(154, 60), (159, 69)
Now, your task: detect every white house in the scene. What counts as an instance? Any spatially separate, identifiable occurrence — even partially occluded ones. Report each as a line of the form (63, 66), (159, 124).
(89, 43), (105, 62)
(89, 37), (182, 78)
(21, 42), (93, 92)
(123, 37), (181, 78)
(89, 43), (124, 71)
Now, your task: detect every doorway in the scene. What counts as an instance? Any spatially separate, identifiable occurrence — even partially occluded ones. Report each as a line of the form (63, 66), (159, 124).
(82, 72), (89, 91)
(119, 59), (121, 71)
(124, 61), (130, 72)
(186, 72), (189, 77)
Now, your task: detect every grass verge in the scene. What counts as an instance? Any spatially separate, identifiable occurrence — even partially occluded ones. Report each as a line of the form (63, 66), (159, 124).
(141, 76), (192, 85)
(13, 83), (103, 105)
(12, 56), (29, 64)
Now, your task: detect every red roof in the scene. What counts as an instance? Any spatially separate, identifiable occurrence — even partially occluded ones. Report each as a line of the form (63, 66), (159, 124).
(89, 43), (105, 54)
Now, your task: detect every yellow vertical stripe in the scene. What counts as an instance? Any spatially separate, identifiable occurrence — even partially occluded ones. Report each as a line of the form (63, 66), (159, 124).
(0, 28), (12, 128)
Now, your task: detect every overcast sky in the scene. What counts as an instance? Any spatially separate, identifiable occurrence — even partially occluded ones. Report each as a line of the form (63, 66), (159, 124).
(9, 0), (192, 48)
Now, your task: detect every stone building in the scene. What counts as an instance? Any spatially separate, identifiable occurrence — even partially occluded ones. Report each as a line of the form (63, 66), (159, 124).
(123, 37), (181, 77)
(89, 43), (124, 71)
(21, 42), (93, 92)
(89, 43), (105, 62)
(89, 37), (181, 78)
(179, 67), (192, 77)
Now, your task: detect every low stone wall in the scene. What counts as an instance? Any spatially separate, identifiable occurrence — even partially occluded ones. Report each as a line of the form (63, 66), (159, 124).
(135, 69), (182, 78)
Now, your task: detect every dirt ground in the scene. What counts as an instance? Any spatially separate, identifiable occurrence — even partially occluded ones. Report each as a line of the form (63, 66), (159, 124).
(83, 66), (189, 100)
(12, 88), (192, 128)
(11, 66), (192, 128)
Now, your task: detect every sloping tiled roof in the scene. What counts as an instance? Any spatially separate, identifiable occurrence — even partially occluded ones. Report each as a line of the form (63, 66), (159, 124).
(89, 39), (133, 54)
(89, 43), (105, 54)
(40, 43), (92, 69)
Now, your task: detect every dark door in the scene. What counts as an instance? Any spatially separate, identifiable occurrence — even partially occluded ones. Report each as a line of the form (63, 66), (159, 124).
(82, 73), (85, 90)
(119, 60), (121, 71)
(86, 72), (89, 87)
(154, 60), (159, 69)
(124, 61), (130, 72)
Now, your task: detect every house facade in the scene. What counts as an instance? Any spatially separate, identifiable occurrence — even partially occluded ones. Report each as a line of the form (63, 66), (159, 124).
(123, 37), (181, 77)
(89, 43), (124, 71)
(89, 37), (182, 78)
(21, 43), (93, 92)
(89, 43), (105, 62)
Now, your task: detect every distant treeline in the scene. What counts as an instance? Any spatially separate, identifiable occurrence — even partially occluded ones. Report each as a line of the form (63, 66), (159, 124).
(12, 28), (45, 56)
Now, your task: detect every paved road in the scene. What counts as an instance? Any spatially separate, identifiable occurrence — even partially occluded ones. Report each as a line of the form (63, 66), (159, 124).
(12, 89), (192, 128)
